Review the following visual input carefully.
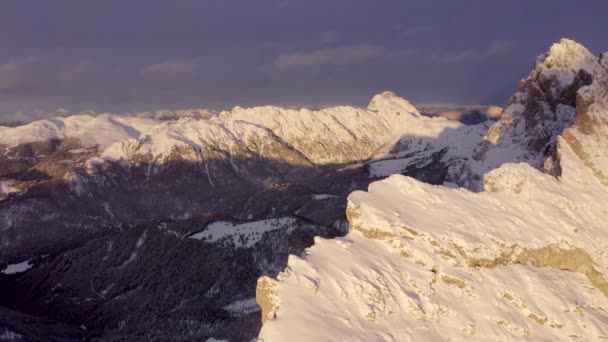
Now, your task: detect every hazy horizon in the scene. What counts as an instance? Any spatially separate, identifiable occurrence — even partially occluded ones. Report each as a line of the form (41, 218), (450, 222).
(1, 1), (607, 121)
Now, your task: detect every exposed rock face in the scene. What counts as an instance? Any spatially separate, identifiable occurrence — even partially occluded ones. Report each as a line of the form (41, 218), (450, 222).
(418, 104), (503, 125)
(257, 39), (608, 341)
(458, 39), (605, 190)
(561, 47), (608, 186)
(256, 277), (280, 323)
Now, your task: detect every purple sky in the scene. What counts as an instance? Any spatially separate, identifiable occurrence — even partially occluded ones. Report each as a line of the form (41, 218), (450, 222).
(1, 0), (607, 119)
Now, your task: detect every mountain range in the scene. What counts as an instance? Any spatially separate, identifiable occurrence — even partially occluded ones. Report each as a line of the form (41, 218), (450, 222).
(0, 38), (606, 341)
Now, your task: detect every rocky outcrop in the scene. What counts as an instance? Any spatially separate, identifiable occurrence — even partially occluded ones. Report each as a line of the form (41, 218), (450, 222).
(560, 47), (608, 186)
(256, 277), (280, 323)
(458, 39), (606, 190)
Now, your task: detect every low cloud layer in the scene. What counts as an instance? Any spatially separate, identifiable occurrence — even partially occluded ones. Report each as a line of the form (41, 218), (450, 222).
(140, 59), (200, 81)
(275, 40), (517, 70)
(435, 40), (516, 64)
(275, 44), (384, 70)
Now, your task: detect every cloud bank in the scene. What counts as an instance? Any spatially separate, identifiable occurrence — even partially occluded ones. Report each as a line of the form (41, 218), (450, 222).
(140, 59), (200, 81)
(275, 44), (384, 70)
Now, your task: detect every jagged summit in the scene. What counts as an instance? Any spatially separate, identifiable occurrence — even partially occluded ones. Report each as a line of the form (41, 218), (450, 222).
(537, 38), (598, 75)
(218, 91), (419, 121)
(367, 91), (420, 117)
(467, 38), (604, 187)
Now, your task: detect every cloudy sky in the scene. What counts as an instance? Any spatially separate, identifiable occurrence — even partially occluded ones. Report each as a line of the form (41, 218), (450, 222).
(1, 0), (607, 120)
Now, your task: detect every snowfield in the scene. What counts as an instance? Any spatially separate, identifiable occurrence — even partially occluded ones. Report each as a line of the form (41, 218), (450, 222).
(0, 181), (19, 199)
(190, 218), (298, 248)
(0, 114), (158, 149)
(1, 259), (33, 275)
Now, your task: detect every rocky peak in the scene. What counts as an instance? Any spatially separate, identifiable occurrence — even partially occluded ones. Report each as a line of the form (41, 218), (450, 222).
(474, 39), (602, 177)
(367, 91), (420, 117)
(537, 38), (597, 73)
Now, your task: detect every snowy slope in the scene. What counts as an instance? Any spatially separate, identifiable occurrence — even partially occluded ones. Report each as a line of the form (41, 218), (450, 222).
(0, 114), (158, 149)
(257, 39), (608, 341)
(1, 259), (33, 275)
(258, 136), (608, 342)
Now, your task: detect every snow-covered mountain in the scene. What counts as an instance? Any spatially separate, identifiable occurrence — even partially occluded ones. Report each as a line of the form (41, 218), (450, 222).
(257, 39), (608, 341)
(0, 89), (482, 340)
(0, 90), (482, 259)
(2, 37), (605, 342)
(0, 91), (472, 167)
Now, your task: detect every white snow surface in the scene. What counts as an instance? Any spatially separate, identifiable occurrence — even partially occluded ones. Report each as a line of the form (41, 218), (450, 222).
(0, 181), (18, 197)
(0, 114), (158, 149)
(258, 130), (608, 340)
(537, 38), (600, 86)
(311, 194), (338, 200)
(0, 328), (24, 341)
(367, 110), (490, 178)
(2, 259), (33, 274)
(190, 218), (297, 248)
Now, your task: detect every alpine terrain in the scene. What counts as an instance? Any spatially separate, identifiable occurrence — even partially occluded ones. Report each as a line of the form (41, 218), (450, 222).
(257, 39), (608, 341)
(0, 38), (606, 341)
(0, 84), (488, 339)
